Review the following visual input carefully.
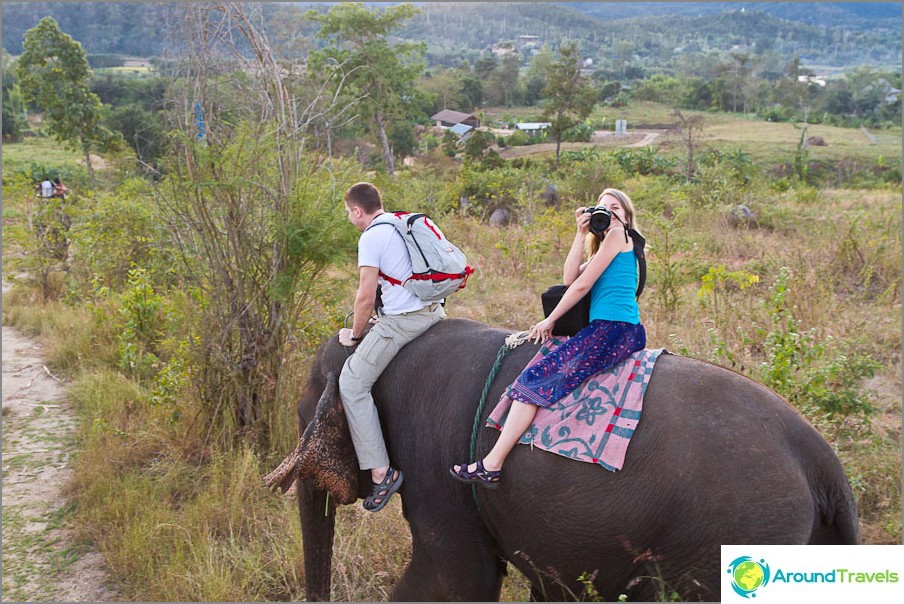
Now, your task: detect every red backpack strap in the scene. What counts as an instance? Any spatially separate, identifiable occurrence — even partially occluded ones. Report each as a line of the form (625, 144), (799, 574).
(379, 271), (403, 286)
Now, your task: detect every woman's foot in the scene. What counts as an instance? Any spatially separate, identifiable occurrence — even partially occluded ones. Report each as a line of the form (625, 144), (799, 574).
(448, 459), (502, 488)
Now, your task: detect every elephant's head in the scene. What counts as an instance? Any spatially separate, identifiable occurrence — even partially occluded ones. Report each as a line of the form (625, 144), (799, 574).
(263, 338), (370, 602)
(295, 370), (361, 503)
(263, 370), (361, 502)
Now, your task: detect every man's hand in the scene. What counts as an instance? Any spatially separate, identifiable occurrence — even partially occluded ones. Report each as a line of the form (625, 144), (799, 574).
(338, 328), (359, 347)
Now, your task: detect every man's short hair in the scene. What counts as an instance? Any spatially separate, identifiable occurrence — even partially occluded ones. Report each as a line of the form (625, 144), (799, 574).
(345, 182), (383, 214)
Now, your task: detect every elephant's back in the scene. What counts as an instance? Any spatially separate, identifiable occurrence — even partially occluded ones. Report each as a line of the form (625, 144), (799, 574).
(477, 352), (851, 600)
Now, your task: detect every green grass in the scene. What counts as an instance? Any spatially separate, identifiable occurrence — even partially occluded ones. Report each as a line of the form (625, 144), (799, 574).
(2, 136), (85, 175)
(93, 65), (156, 78)
(485, 101), (902, 168)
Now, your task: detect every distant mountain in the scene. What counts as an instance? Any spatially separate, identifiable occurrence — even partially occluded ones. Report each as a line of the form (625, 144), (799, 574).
(562, 2), (903, 30)
(2, 1), (900, 73)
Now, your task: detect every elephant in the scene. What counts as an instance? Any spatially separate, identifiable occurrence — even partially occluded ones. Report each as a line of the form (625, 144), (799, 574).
(267, 318), (860, 601)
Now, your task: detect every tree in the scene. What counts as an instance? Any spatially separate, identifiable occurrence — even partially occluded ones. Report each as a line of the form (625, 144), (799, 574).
(523, 43), (553, 105)
(307, 3), (425, 177)
(2, 51), (26, 141)
(419, 67), (463, 112)
(15, 17), (119, 182)
(669, 109), (705, 182)
(157, 3), (351, 448)
(539, 41), (597, 167)
(486, 52), (522, 106)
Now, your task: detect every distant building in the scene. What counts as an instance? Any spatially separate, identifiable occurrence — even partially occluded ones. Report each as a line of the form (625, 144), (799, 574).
(798, 75), (827, 87)
(515, 122), (551, 136)
(449, 123), (473, 138)
(492, 43), (518, 60)
(430, 109), (480, 129)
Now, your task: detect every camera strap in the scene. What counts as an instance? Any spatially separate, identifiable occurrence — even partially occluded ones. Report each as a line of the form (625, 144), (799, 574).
(609, 213), (647, 298)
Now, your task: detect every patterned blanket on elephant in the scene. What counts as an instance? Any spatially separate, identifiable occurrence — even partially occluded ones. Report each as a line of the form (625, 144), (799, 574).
(487, 342), (667, 471)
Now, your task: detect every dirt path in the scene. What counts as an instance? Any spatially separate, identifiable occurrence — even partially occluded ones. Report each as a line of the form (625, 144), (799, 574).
(495, 129), (665, 160)
(627, 131), (663, 147)
(1, 283), (117, 602)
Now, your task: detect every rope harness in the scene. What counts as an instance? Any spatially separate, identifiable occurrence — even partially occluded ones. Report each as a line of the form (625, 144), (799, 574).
(468, 331), (531, 505)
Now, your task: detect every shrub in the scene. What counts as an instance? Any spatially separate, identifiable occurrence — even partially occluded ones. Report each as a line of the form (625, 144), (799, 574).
(559, 155), (628, 207)
(757, 267), (880, 425)
(68, 178), (161, 293)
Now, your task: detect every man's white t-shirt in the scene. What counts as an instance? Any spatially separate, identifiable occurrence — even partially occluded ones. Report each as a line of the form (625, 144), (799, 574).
(359, 216), (426, 315)
(41, 180), (53, 198)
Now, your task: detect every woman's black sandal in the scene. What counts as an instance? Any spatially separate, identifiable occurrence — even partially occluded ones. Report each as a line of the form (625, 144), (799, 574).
(448, 460), (502, 489)
(363, 466), (403, 512)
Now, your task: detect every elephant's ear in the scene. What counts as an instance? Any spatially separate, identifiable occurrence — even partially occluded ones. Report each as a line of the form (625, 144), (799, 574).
(295, 371), (360, 505)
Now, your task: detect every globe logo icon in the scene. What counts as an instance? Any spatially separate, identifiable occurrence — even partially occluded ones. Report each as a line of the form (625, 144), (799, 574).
(727, 556), (770, 598)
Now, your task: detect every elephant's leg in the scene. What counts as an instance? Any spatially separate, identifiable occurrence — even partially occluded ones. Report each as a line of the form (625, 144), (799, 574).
(391, 533), (505, 601)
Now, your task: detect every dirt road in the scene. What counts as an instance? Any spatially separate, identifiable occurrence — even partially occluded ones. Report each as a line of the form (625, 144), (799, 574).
(494, 129), (664, 160)
(1, 283), (117, 602)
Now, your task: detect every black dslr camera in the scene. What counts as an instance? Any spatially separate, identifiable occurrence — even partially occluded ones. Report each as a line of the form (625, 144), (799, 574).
(583, 206), (613, 236)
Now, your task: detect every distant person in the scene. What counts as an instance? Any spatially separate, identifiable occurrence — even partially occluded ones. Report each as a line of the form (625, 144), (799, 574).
(40, 179), (53, 198)
(52, 178), (70, 198)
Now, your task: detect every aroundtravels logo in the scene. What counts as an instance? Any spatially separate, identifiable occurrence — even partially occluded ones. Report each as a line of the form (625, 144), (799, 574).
(722, 546), (904, 603)
(727, 556), (771, 598)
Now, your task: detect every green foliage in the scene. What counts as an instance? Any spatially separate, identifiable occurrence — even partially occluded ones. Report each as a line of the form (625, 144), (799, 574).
(1, 173), (73, 300)
(612, 147), (675, 177)
(698, 148), (759, 185)
(494, 209), (571, 277)
(540, 40), (597, 165)
(559, 154), (628, 207)
(441, 129), (459, 157)
(793, 127), (810, 182)
(67, 179), (161, 293)
(645, 214), (687, 313)
(456, 164), (551, 220)
(157, 120), (352, 448)
(463, 129), (492, 161)
(306, 2), (425, 176)
(697, 264), (760, 316)
(505, 129), (547, 147)
(104, 104), (167, 168)
(2, 51), (27, 140)
(15, 17), (122, 178)
(116, 267), (166, 378)
(561, 121), (594, 143)
(758, 267), (879, 423)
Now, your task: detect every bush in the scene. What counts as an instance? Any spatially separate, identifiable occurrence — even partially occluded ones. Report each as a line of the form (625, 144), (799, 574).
(612, 147), (675, 177)
(562, 122), (593, 143)
(67, 178), (161, 293)
(559, 154), (628, 207)
(758, 267), (880, 425)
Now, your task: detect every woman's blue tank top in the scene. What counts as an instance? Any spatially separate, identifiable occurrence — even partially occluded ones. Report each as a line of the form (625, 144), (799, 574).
(589, 250), (640, 324)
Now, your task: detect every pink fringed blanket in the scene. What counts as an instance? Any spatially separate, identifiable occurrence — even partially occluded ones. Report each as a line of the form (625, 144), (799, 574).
(487, 341), (666, 471)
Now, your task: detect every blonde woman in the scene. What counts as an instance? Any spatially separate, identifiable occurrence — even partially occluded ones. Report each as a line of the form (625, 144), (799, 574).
(450, 188), (646, 487)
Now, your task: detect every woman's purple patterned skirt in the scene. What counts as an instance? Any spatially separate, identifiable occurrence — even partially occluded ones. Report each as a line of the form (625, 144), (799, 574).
(507, 320), (646, 408)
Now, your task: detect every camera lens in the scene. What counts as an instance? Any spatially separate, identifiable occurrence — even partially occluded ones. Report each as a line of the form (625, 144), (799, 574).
(588, 208), (611, 235)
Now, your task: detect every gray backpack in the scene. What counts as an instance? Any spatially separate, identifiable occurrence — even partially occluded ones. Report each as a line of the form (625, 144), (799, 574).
(366, 212), (474, 302)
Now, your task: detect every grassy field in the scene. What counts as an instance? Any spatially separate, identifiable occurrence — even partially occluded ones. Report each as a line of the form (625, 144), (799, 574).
(1, 110), (901, 601)
(483, 101), (902, 167)
(2, 137), (86, 174)
(93, 65), (156, 78)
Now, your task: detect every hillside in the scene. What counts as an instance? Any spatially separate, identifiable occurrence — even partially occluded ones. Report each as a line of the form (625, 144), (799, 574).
(564, 2), (903, 29)
(2, 1), (900, 72)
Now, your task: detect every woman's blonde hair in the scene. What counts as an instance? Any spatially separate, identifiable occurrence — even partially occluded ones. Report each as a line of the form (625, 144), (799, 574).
(587, 188), (641, 257)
